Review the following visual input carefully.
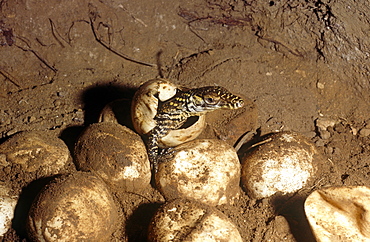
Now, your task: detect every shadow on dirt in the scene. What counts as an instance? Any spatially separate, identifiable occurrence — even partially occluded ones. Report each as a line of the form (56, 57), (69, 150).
(125, 202), (162, 241)
(80, 83), (137, 126)
(59, 83), (138, 154)
(272, 195), (316, 242)
(59, 125), (85, 156)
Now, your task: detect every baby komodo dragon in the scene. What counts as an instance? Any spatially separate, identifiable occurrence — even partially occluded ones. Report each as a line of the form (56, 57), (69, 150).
(148, 86), (244, 173)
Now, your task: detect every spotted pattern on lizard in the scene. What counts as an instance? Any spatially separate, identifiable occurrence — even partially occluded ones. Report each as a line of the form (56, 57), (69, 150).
(148, 86), (244, 173)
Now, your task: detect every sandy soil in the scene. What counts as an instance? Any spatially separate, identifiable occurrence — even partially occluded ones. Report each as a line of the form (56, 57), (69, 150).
(1, 0), (370, 241)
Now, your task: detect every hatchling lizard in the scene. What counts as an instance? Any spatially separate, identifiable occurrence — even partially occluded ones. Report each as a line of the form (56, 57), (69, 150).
(148, 86), (244, 173)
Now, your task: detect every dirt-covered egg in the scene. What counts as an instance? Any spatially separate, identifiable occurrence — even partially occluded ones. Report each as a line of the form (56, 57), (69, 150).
(148, 198), (243, 242)
(0, 131), (73, 239)
(0, 131), (72, 184)
(305, 186), (370, 241)
(27, 172), (120, 242)
(74, 122), (151, 193)
(131, 79), (206, 148)
(155, 139), (241, 206)
(241, 131), (323, 199)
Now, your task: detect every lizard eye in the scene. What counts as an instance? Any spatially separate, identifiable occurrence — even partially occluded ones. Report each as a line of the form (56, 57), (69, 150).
(204, 95), (219, 105)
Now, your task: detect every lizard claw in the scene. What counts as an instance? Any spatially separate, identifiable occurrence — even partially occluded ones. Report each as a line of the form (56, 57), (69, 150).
(151, 159), (159, 174)
(150, 148), (173, 174)
(157, 147), (175, 164)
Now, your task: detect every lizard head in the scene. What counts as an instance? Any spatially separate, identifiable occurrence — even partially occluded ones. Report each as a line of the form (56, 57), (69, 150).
(187, 86), (244, 113)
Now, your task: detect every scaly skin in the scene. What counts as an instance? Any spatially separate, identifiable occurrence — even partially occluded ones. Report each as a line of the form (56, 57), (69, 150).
(148, 86), (244, 173)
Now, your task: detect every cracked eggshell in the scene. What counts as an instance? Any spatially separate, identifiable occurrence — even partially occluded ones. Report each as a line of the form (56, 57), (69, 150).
(131, 79), (206, 147)
(241, 131), (321, 199)
(0, 131), (71, 181)
(74, 122), (151, 193)
(305, 186), (370, 242)
(155, 139), (241, 206)
(27, 172), (120, 242)
(0, 182), (18, 237)
(148, 198), (243, 242)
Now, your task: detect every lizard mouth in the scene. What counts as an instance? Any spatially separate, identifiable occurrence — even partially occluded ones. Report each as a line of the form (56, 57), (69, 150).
(179, 116), (200, 129)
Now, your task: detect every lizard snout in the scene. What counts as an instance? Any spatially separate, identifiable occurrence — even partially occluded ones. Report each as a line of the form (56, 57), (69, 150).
(231, 97), (244, 109)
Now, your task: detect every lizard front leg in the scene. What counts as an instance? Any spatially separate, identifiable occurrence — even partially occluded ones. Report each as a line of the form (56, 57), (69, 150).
(148, 126), (168, 173)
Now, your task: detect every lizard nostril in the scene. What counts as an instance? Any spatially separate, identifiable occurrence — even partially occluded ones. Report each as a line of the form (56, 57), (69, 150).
(234, 99), (244, 108)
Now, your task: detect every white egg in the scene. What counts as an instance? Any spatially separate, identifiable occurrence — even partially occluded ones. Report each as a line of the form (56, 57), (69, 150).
(155, 139), (241, 206)
(27, 172), (120, 242)
(74, 122), (151, 193)
(148, 198), (243, 242)
(0, 182), (18, 237)
(305, 186), (370, 241)
(241, 132), (322, 199)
